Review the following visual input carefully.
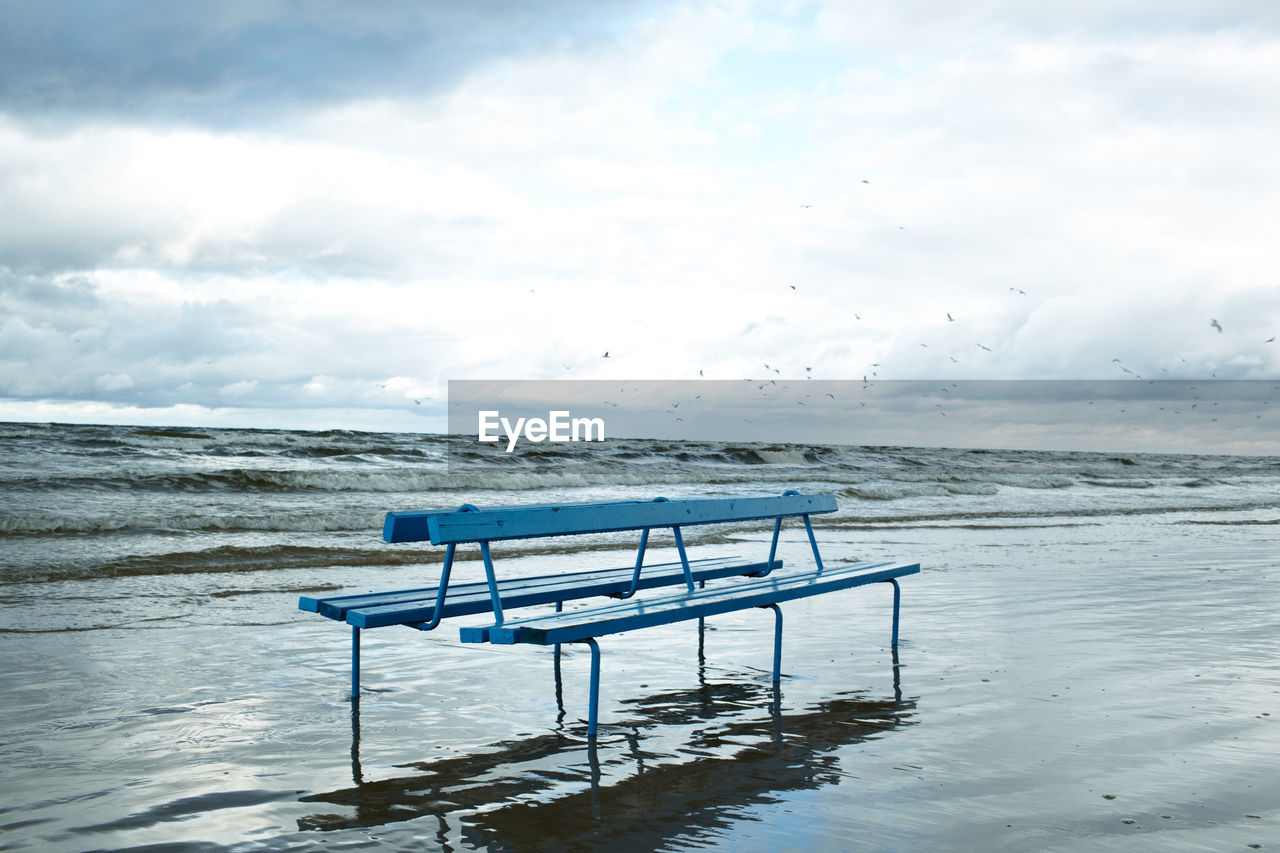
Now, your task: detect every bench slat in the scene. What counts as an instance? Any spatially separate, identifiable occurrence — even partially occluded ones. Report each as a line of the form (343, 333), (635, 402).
(344, 557), (779, 629)
(464, 561), (920, 646)
(298, 556), (746, 620)
(384, 493), (837, 544)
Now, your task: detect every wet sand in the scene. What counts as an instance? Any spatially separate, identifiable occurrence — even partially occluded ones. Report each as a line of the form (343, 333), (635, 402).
(2, 514), (1278, 852)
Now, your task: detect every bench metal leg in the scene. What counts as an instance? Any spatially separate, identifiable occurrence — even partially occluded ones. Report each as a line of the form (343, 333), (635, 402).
(889, 578), (902, 647)
(581, 638), (601, 739)
(763, 603), (783, 684)
(351, 625), (361, 700)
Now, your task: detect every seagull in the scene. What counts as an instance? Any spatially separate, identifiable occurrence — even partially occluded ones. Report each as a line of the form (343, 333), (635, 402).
(789, 285), (797, 290)
(603, 351), (610, 358)
(977, 344), (992, 351)
(1266, 337), (1276, 343)
(1210, 319), (1223, 333)
(1010, 287), (1026, 295)
(799, 204), (813, 208)
(947, 313), (955, 322)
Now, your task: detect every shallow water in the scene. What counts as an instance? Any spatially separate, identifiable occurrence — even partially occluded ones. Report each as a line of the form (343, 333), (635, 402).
(1, 424), (1278, 851)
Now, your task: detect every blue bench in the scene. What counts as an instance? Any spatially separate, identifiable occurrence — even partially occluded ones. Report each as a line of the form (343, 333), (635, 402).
(300, 491), (920, 738)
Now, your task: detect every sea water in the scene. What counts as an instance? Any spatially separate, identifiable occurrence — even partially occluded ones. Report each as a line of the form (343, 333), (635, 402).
(1, 422), (1277, 851)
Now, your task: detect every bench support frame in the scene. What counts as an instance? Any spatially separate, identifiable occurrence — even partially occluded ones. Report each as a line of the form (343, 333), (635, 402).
(570, 578), (904, 740)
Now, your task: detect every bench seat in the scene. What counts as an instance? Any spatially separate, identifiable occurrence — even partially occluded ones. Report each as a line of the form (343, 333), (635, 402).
(462, 560), (920, 645)
(301, 555), (779, 629)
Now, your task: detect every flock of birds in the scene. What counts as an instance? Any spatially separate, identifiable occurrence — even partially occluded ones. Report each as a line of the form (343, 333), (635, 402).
(388, 250), (1277, 431)
(526, 296), (1276, 426)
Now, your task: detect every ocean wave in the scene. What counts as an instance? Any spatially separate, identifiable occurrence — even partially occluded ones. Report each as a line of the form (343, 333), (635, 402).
(0, 510), (382, 536)
(1080, 479), (1155, 489)
(5, 464), (838, 495)
(838, 482), (1001, 501)
(827, 499), (1280, 526)
(1, 544), (443, 584)
(0, 529), (755, 584)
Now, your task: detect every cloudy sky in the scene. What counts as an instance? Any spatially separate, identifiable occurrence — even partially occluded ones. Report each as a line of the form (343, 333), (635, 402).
(2, 0), (1278, 434)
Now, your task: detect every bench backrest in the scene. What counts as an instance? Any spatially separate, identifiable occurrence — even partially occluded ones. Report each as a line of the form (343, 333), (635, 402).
(383, 493), (837, 545)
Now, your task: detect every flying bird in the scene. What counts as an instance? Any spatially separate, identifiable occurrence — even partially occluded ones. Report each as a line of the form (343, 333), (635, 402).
(603, 351), (610, 358)
(947, 313), (955, 322)
(1266, 337), (1275, 343)
(977, 344), (991, 351)
(1210, 319), (1223, 333)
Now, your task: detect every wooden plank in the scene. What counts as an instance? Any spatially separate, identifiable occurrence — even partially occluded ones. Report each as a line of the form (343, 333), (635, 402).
(345, 557), (779, 629)
(384, 493), (838, 544)
(464, 561), (920, 645)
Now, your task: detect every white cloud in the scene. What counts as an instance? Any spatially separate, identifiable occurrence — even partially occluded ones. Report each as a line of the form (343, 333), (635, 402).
(93, 373), (133, 391)
(2, 0), (1278, 430)
(218, 379), (259, 397)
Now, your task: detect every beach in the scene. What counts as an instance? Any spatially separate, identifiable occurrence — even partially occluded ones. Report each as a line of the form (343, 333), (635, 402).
(1, 422), (1277, 851)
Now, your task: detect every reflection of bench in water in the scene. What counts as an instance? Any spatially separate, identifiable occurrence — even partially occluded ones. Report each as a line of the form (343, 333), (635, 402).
(297, 654), (913, 837)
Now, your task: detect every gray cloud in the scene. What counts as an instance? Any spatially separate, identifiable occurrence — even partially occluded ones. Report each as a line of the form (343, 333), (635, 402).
(0, 0), (645, 126)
